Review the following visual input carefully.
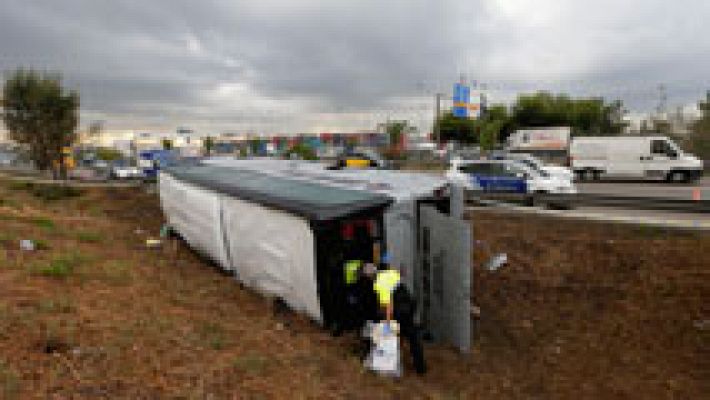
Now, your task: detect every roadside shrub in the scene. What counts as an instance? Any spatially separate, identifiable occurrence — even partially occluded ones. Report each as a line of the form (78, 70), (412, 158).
(7, 181), (33, 191)
(197, 321), (228, 350)
(0, 360), (19, 399)
(0, 197), (20, 209)
(30, 217), (55, 231)
(6, 181), (82, 201)
(96, 260), (132, 285)
(32, 253), (85, 278)
(31, 185), (82, 201)
(33, 239), (50, 250)
(232, 354), (270, 374)
(36, 297), (75, 314)
(76, 231), (103, 243)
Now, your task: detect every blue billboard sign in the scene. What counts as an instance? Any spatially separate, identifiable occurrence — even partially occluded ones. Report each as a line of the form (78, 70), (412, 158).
(452, 83), (470, 118)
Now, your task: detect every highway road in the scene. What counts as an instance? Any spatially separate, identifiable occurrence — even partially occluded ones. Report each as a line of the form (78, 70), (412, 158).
(468, 203), (710, 231)
(577, 177), (709, 200)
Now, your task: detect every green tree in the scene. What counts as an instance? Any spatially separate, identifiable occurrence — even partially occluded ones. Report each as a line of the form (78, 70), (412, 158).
(690, 91), (710, 159)
(161, 138), (173, 150)
(285, 143), (317, 160)
(87, 120), (103, 139)
(434, 92), (626, 147)
(1, 69), (79, 177)
(599, 99), (628, 134)
(434, 104), (512, 149)
(479, 104), (513, 149)
(383, 121), (407, 147)
(513, 92), (572, 128)
(203, 136), (215, 156)
(479, 120), (504, 151)
(381, 120), (413, 158)
(511, 92), (627, 136)
(434, 111), (479, 144)
(95, 147), (123, 161)
(248, 139), (261, 155)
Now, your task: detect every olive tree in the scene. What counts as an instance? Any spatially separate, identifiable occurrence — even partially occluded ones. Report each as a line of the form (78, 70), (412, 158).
(2, 69), (79, 178)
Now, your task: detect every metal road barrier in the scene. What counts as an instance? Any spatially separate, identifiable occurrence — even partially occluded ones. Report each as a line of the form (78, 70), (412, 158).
(466, 192), (710, 213)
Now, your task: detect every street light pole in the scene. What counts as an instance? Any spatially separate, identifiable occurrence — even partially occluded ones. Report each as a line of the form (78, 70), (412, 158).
(434, 93), (442, 149)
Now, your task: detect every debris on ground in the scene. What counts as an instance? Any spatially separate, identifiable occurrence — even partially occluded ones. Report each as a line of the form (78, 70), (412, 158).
(363, 321), (401, 377)
(19, 239), (35, 251)
(145, 238), (162, 248)
(484, 253), (508, 271)
(692, 319), (709, 331)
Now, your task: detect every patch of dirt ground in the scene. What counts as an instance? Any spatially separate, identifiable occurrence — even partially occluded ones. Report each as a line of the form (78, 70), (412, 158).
(0, 179), (707, 399)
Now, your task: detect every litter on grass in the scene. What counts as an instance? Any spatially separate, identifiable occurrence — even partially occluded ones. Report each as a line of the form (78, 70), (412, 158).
(145, 238), (162, 248)
(363, 321), (402, 377)
(485, 253), (508, 271)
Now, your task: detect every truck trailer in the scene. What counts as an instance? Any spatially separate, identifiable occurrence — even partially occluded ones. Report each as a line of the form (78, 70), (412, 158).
(158, 158), (472, 352)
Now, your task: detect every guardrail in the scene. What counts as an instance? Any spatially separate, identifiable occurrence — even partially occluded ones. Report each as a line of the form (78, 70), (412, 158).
(467, 192), (710, 213)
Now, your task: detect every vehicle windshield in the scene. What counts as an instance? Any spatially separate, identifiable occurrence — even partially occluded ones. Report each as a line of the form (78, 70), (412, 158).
(515, 160), (549, 177)
(665, 140), (682, 156)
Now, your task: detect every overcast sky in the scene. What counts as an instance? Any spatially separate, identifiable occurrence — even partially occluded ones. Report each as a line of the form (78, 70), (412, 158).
(2, 0), (709, 134)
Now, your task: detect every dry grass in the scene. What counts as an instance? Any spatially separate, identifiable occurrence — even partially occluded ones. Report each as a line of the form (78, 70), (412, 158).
(0, 177), (707, 398)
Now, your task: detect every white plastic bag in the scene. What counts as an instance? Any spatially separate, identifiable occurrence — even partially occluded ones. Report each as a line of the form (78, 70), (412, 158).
(364, 321), (401, 377)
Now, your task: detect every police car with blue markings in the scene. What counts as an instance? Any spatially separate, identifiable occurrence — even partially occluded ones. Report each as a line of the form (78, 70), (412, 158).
(446, 157), (577, 206)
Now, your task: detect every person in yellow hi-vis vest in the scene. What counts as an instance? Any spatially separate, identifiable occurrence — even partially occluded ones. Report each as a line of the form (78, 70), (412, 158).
(373, 254), (427, 375)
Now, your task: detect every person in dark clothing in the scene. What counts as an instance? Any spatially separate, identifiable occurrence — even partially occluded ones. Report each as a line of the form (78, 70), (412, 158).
(391, 284), (426, 375)
(356, 263), (380, 324)
(333, 220), (380, 336)
(336, 261), (380, 335)
(332, 258), (360, 336)
(374, 266), (427, 375)
(331, 223), (359, 336)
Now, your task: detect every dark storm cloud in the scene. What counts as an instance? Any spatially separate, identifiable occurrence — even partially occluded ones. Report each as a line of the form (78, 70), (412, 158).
(1, 0), (709, 132)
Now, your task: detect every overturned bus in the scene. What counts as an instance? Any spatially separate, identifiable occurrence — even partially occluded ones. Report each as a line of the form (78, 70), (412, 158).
(158, 158), (472, 352)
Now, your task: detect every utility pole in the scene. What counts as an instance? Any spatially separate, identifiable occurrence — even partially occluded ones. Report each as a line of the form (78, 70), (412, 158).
(479, 83), (488, 119)
(656, 84), (667, 118)
(434, 93), (442, 148)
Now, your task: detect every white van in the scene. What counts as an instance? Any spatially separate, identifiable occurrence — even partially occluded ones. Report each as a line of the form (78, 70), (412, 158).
(570, 136), (703, 183)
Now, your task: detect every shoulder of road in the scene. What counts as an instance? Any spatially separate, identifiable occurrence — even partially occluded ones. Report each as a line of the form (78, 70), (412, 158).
(469, 201), (710, 231)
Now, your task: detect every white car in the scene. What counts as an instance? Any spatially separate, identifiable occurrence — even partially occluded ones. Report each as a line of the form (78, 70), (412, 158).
(109, 160), (145, 180)
(446, 158), (576, 207)
(506, 154), (574, 182)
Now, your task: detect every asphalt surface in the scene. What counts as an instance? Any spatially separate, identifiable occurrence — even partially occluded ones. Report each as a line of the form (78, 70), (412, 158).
(468, 203), (710, 231)
(577, 176), (709, 200)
